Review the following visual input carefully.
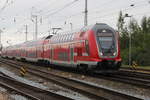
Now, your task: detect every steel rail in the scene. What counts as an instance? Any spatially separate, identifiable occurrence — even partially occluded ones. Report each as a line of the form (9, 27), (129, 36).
(0, 59), (142, 100)
(0, 70), (73, 100)
(121, 67), (150, 73)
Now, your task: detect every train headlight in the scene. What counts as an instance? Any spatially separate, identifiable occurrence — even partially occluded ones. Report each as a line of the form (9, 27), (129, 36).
(100, 52), (103, 56)
(113, 52), (116, 56)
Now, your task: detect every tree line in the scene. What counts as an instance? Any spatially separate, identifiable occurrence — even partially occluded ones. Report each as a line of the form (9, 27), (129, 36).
(117, 11), (150, 66)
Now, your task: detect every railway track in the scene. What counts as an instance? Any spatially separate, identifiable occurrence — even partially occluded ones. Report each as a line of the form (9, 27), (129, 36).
(121, 67), (150, 73)
(118, 70), (150, 80)
(0, 72), (73, 100)
(0, 58), (142, 100)
(93, 68), (150, 89)
(96, 72), (150, 89)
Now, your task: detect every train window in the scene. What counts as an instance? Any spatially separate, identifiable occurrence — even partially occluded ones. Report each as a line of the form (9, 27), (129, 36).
(65, 35), (67, 42)
(68, 34), (70, 42)
(79, 32), (85, 37)
(57, 36), (59, 43)
(57, 36), (59, 42)
(71, 34), (73, 41)
(67, 35), (70, 41)
(63, 35), (65, 42)
(61, 36), (63, 42)
(69, 34), (72, 41)
(47, 45), (49, 50)
(63, 35), (66, 42)
(58, 36), (60, 42)
(61, 35), (64, 42)
(98, 36), (114, 49)
(77, 48), (82, 56)
(65, 35), (68, 42)
(52, 38), (54, 43)
(59, 36), (62, 42)
(60, 36), (62, 42)
(85, 40), (89, 55)
(55, 36), (57, 43)
(58, 36), (60, 43)
(54, 37), (56, 43)
(64, 35), (66, 42)
(62, 35), (65, 42)
(51, 38), (54, 43)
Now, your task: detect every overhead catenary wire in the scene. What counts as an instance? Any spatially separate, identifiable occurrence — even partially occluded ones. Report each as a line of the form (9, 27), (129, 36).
(7, 0), (148, 27)
(8, 0), (80, 38)
(43, 0), (80, 19)
(50, 0), (150, 23)
(9, 0), (150, 29)
(2, 0), (150, 44)
(4, 0), (79, 34)
(0, 0), (9, 12)
(37, 0), (66, 15)
(0, 0), (14, 15)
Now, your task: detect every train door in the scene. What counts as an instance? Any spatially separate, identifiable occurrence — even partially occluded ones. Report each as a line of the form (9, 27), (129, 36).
(70, 44), (74, 65)
(50, 46), (53, 64)
(42, 43), (44, 59)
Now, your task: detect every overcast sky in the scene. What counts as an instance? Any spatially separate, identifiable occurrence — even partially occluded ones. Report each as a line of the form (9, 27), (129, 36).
(0, 0), (150, 46)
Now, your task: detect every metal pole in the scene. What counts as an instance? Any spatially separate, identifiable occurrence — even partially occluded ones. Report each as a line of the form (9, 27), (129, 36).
(0, 29), (3, 51)
(84, 0), (88, 26)
(25, 25), (28, 42)
(129, 17), (132, 67)
(124, 14), (132, 67)
(49, 22), (51, 36)
(0, 30), (1, 45)
(48, 30), (50, 36)
(35, 16), (38, 40)
(70, 23), (73, 31)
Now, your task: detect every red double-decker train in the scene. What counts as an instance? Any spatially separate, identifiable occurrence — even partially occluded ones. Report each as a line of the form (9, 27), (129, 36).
(1, 23), (121, 72)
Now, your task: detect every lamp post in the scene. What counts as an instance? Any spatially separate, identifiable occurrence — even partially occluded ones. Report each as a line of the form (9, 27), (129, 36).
(0, 28), (5, 51)
(0, 29), (2, 45)
(0, 29), (2, 51)
(70, 23), (73, 31)
(31, 15), (38, 40)
(25, 24), (28, 42)
(124, 13), (132, 67)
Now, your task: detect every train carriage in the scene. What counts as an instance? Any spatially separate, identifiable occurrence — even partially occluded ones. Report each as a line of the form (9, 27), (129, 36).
(1, 23), (121, 72)
(42, 23), (121, 71)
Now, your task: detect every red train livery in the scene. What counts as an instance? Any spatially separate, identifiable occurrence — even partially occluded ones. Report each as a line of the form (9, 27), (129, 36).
(2, 23), (121, 72)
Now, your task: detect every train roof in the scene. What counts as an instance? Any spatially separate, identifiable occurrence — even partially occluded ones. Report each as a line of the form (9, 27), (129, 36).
(54, 23), (110, 36)
(48, 23), (113, 44)
(3, 23), (113, 49)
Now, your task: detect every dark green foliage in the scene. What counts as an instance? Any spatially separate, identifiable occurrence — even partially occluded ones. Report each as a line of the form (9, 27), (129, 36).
(117, 11), (150, 66)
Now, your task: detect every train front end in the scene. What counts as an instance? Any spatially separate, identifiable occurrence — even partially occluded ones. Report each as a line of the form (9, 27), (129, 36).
(91, 23), (121, 71)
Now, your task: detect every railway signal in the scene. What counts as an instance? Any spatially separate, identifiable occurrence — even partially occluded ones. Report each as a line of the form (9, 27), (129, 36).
(20, 67), (27, 77)
(131, 61), (138, 70)
(47, 67), (51, 71)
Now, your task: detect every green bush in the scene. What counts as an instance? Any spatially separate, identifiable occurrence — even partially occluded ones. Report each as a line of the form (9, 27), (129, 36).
(117, 12), (150, 66)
